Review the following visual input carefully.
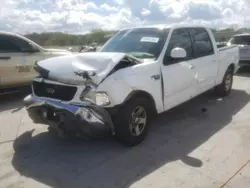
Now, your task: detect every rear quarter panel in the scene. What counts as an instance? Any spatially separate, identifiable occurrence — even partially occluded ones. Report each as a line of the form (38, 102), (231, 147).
(216, 46), (239, 85)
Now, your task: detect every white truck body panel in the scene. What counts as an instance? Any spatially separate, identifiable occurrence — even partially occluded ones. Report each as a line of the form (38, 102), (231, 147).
(36, 52), (141, 85)
(97, 61), (164, 112)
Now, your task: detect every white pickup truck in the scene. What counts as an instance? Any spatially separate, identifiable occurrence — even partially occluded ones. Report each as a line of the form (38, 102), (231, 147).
(24, 25), (239, 146)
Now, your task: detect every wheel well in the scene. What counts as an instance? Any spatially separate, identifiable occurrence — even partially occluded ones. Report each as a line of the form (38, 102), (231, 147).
(228, 64), (235, 72)
(124, 90), (157, 114)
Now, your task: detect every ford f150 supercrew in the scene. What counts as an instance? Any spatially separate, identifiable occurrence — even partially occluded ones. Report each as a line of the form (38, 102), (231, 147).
(23, 24), (239, 146)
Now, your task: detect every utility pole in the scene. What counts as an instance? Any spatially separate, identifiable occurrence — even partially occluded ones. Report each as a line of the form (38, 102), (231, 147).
(243, 3), (245, 27)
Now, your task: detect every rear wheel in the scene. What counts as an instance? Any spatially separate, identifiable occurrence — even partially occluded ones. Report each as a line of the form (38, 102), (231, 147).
(215, 67), (234, 97)
(113, 97), (155, 146)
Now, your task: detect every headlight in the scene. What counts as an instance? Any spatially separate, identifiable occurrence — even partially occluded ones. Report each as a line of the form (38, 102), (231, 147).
(81, 91), (110, 106)
(96, 92), (110, 106)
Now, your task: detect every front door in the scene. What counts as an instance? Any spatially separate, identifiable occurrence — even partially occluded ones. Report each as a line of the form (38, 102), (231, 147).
(160, 28), (198, 110)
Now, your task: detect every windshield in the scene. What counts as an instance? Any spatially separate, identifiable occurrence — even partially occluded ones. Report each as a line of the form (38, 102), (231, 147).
(229, 35), (250, 45)
(100, 27), (169, 59)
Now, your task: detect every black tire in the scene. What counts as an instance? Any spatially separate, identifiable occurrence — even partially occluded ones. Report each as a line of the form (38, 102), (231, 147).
(47, 125), (69, 139)
(214, 67), (234, 97)
(113, 97), (155, 147)
(47, 126), (63, 138)
(47, 126), (57, 134)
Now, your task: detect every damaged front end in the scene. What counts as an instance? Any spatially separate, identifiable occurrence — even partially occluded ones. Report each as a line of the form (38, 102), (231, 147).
(24, 52), (140, 139)
(23, 94), (115, 139)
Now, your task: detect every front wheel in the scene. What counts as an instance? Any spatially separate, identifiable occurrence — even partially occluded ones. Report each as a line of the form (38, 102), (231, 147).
(113, 97), (154, 146)
(214, 67), (234, 97)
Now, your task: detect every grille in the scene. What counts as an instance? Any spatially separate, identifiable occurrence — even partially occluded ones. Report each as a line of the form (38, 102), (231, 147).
(33, 81), (77, 101)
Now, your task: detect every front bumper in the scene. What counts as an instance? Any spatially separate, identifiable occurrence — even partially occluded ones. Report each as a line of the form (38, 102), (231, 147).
(23, 95), (115, 138)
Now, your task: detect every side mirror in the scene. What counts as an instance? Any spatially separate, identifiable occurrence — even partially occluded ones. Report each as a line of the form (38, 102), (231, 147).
(170, 47), (187, 59)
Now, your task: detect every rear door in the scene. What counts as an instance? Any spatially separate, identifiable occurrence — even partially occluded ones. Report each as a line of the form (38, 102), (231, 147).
(0, 34), (41, 88)
(188, 27), (218, 94)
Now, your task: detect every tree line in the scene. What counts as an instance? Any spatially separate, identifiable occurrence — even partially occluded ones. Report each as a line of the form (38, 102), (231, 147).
(24, 28), (248, 46)
(25, 29), (117, 46)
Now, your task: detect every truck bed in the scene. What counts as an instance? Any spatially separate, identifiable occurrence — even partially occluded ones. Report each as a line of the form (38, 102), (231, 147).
(217, 44), (238, 51)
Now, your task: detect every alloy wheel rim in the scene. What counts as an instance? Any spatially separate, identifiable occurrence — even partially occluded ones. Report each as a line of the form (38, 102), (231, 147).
(129, 106), (147, 136)
(225, 74), (232, 91)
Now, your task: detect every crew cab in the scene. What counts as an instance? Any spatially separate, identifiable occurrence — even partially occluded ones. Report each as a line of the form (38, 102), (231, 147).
(0, 32), (72, 93)
(24, 25), (239, 146)
(227, 33), (250, 67)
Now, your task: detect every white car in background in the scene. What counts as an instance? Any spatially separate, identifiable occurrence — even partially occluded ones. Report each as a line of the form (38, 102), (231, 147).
(0, 31), (72, 93)
(228, 33), (250, 67)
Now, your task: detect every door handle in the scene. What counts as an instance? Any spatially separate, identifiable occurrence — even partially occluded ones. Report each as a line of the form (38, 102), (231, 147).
(151, 74), (161, 80)
(0, 57), (11, 60)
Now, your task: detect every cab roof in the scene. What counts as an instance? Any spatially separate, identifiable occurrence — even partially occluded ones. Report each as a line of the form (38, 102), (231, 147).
(0, 31), (23, 37)
(0, 31), (44, 50)
(121, 24), (208, 31)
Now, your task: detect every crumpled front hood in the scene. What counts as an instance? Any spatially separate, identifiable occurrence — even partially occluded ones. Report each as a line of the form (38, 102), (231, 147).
(36, 52), (129, 85)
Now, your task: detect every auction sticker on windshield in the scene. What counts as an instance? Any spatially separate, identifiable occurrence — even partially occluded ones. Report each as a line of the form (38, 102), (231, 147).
(140, 37), (159, 43)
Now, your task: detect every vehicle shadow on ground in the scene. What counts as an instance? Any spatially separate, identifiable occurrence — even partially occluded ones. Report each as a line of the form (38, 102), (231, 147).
(11, 89), (250, 188)
(0, 87), (31, 113)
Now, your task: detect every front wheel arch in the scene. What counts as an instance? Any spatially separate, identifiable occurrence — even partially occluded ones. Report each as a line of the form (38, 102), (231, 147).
(228, 63), (235, 73)
(123, 90), (157, 116)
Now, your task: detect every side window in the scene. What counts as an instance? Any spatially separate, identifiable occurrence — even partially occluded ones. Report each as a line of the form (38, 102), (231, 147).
(0, 35), (36, 53)
(163, 28), (193, 65)
(189, 28), (214, 58)
(14, 37), (35, 52)
(0, 35), (21, 52)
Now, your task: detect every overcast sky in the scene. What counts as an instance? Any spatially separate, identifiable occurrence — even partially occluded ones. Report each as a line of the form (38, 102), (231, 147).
(0, 0), (250, 34)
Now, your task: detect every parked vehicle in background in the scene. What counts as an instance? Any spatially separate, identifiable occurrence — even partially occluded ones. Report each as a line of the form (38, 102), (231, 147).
(228, 33), (250, 67)
(216, 42), (227, 48)
(79, 45), (98, 52)
(24, 25), (239, 146)
(96, 46), (102, 51)
(0, 31), (72, 94)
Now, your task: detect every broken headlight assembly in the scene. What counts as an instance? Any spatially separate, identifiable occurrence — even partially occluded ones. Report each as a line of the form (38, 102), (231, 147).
(80, 86), (110, 106)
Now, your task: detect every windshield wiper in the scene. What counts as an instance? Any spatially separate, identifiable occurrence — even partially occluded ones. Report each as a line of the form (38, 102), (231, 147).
(128, 52), (155, 59)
